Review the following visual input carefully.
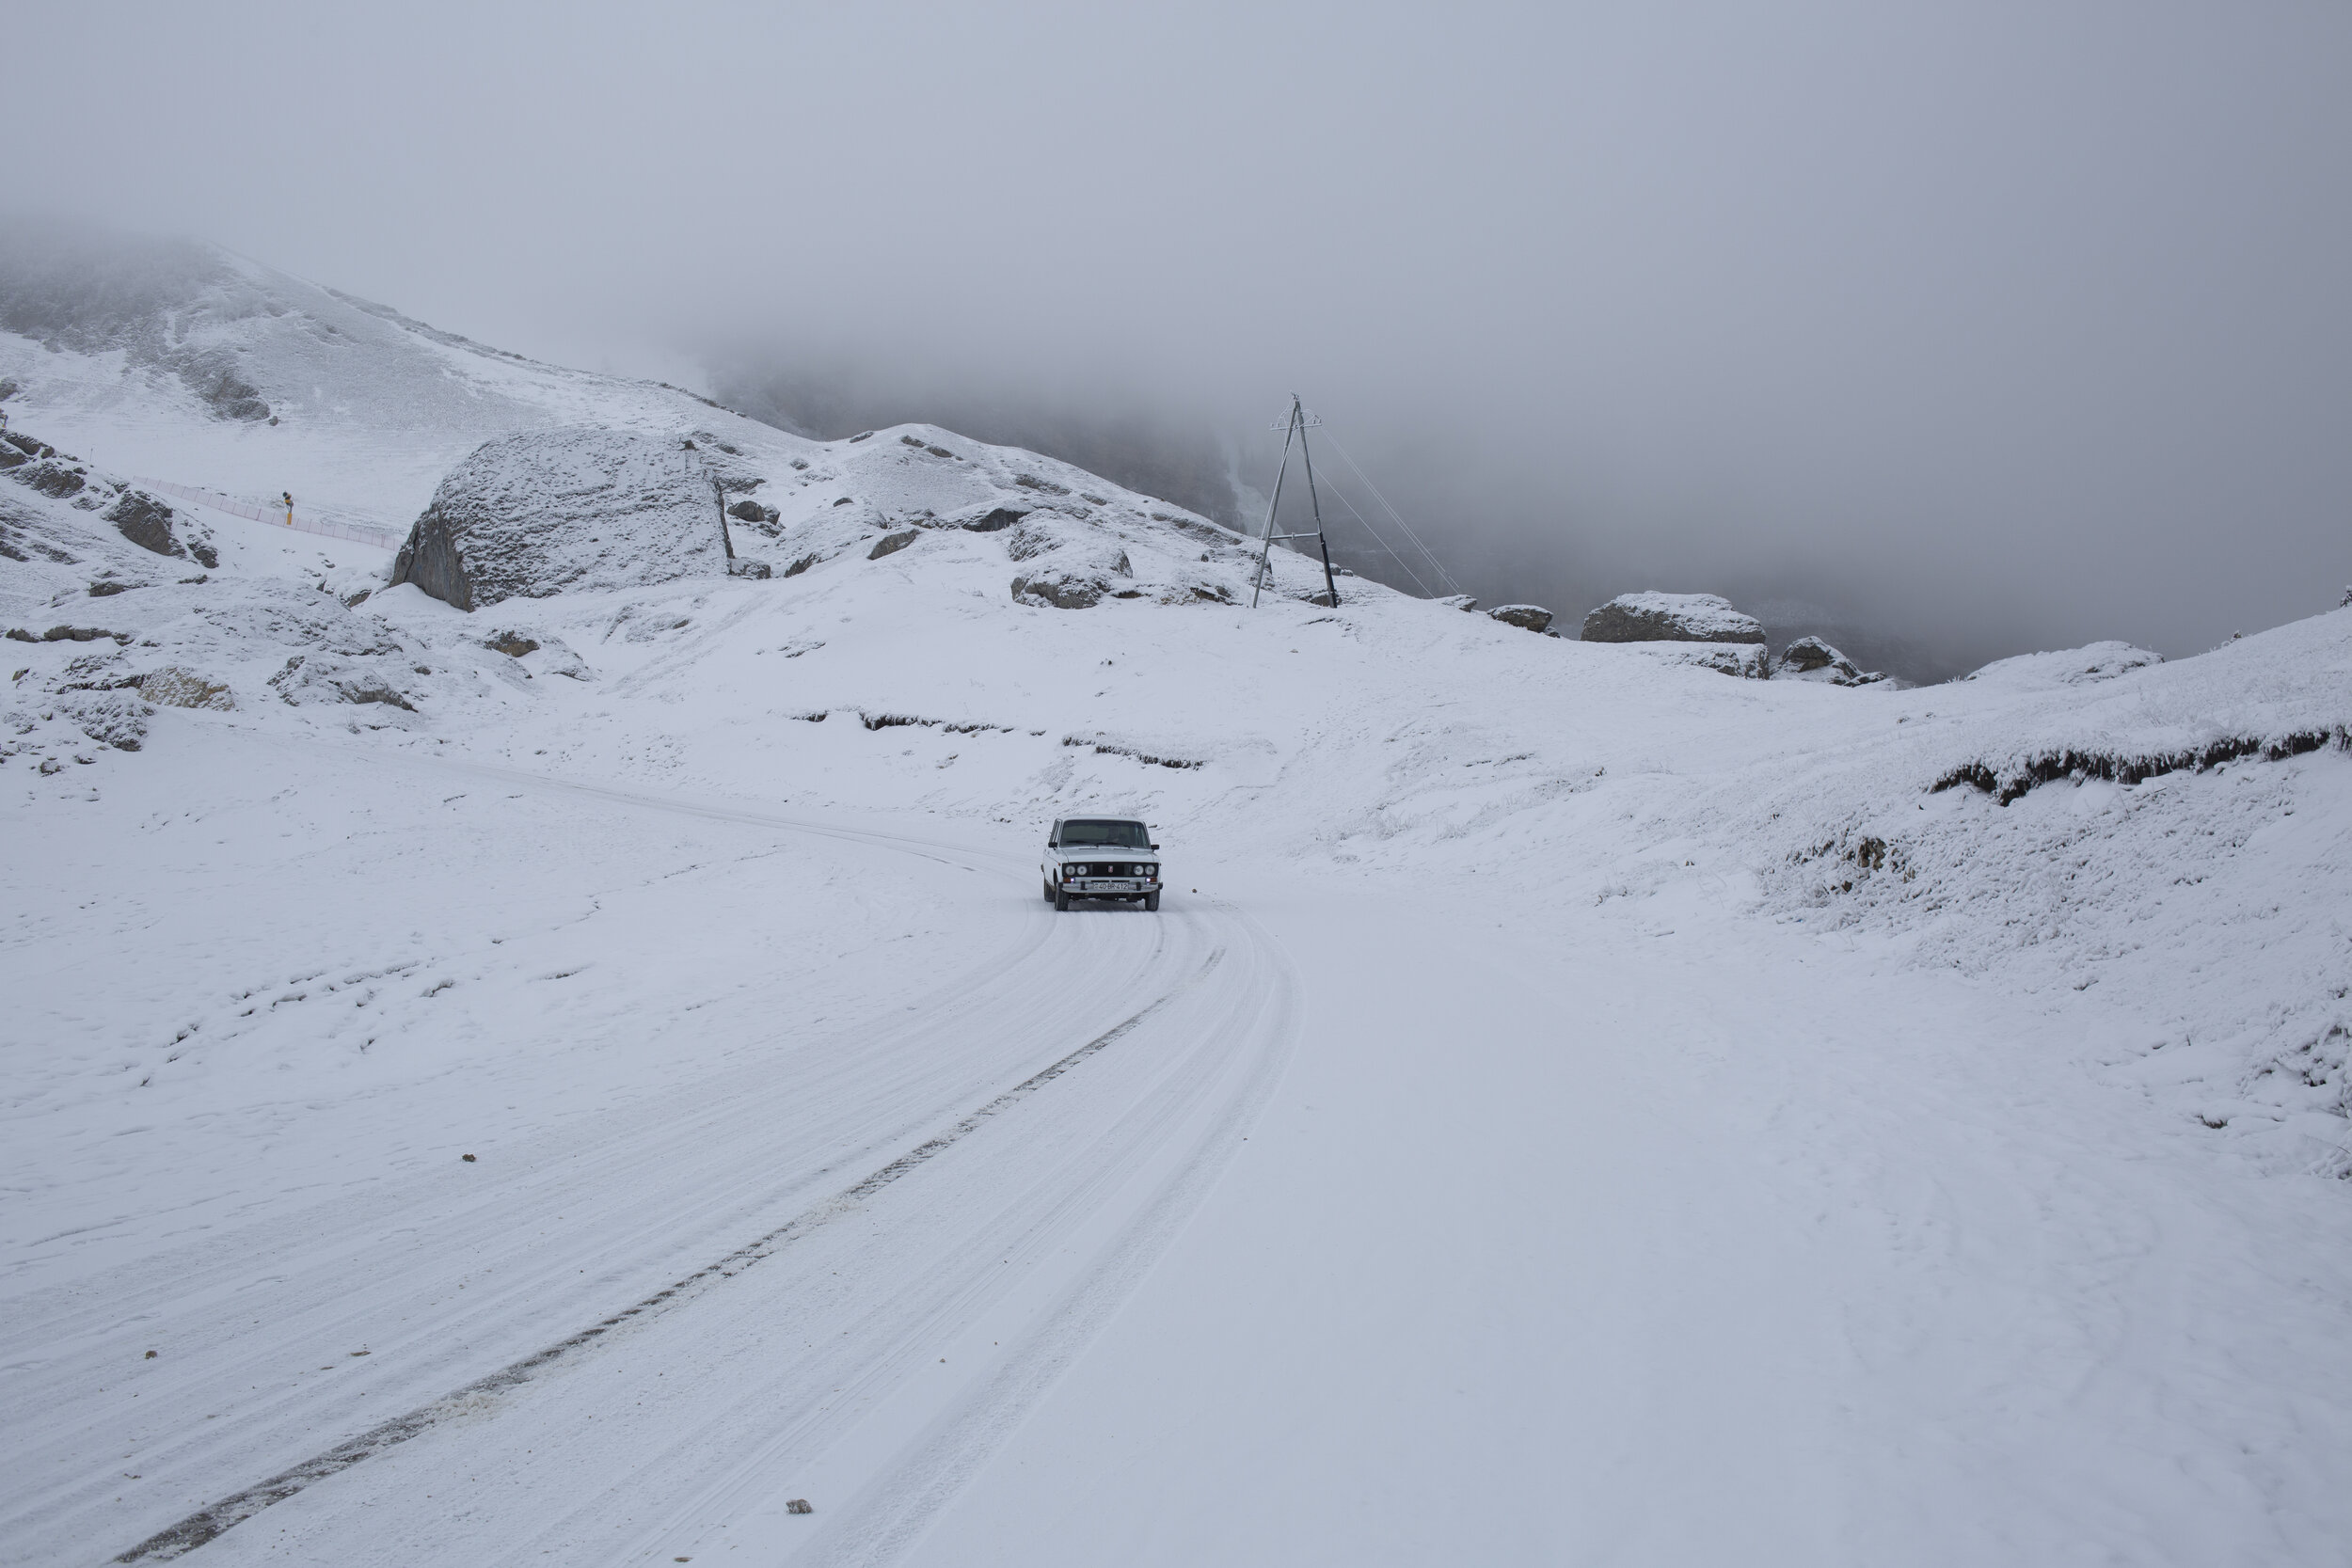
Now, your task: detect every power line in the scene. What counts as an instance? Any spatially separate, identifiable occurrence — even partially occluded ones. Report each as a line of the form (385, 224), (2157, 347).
(1313, 468), (1438, 598)
(1317, 430), (1464, 597)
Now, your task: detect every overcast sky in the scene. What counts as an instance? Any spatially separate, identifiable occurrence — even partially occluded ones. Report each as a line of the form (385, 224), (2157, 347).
(16, 1), (2351, 666)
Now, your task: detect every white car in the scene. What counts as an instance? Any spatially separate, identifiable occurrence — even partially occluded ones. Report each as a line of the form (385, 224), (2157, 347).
(1042, 816), (1162, 911)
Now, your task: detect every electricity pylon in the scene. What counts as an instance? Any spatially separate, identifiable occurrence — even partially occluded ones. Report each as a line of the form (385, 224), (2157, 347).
(1249, 395), (1341, 609)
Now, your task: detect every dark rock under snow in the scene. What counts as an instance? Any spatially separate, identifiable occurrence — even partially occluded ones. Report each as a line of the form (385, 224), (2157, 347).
(1581, 592), (1765, 645)
(1773, 635), (1887, 687)
(388, 428), (732, 611)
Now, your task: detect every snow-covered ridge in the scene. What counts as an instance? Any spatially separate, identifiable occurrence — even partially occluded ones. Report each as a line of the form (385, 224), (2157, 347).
(0, 227), (804, 531)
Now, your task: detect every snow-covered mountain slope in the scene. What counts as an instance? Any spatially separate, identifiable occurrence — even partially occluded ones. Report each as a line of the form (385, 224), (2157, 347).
(0, 227), (806, 532)
(9, 393), (2344, 1199)
(5, 251), (2351, 1567)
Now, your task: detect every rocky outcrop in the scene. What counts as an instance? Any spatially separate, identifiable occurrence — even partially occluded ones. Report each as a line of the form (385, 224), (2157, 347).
(1487, 604), (1552, 633)
(1581, 592), (1765, 645)
(2, 428), (215, 566)
(1011, 567), (1115, 609)
(138, 667), (234, 710)
(15, 459), (87, 500)
(388, 428), (731, 610)
(869, 528), (920, 560)
(268, 654), (419, 711)
(104, 491), (181, 557)
(57, 690), (150, 752)
(1435, 594), (1478, 612)
(1772, 636), (1887, 687)
(1605, 641), (1772, 679)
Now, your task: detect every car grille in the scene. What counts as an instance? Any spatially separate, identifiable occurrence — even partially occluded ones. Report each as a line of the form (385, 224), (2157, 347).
(1073, 863), (1151, 878)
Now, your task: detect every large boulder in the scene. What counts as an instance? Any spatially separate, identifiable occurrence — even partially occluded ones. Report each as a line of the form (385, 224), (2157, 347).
(1581, 592), (1765, 644)
(1487, 604), (1553, 633)
(1772, 635), (1887, 687)
(1011, 566), (1115, 609)
(388, 428), (731, 610)
(104, 490), (187, 559)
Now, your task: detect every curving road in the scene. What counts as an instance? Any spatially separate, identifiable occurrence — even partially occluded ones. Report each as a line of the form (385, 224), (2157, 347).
(2, 759), (1298, 1566)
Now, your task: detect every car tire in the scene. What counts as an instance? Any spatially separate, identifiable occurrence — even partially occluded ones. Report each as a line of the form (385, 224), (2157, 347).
(1054, 886), (1072, 911)
(1043, 879), (1056, 903)
(1143, 891), (1160, 911)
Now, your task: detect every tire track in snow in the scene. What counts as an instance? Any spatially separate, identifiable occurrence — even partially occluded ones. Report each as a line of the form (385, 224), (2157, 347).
(109, 952), (1225, 1563)
(719, 902), (1298, 1568)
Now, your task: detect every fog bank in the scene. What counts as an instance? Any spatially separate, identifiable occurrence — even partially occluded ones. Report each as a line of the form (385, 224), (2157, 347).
(13, 1), (2350, 673)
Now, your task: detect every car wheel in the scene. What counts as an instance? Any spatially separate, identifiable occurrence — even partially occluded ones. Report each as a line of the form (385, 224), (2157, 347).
(1043, 879), (1056, 903)
(1054, 886), (1072, 911)
(1143, 891), (1160, 911)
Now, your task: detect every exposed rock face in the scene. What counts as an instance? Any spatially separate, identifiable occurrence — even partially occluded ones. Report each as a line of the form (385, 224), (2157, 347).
(388, 428), (731, 610)
(1011, 567), (1113, 609)
(1581, 592), (1765, 645)
(1773, 635), (1887, 687)
(16, 460), (87, 500)
(1435, 594), (1478, 612)
(869, 528), (920, 560)
(268, 654), (419, 711)
(1606, 641), (1772, 679)
(138, 667), (234, 710)
(726, 499), (768, 522)
(104, 491), (181, 557)
(58, 690), (150, 751)
(960, 506), (1025, 532)
(1487, 604), (1552, 633)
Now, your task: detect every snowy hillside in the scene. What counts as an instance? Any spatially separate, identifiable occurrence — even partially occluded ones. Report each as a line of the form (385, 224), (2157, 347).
(5, 250), (2351, 1567)
(0, 226), (793, 533)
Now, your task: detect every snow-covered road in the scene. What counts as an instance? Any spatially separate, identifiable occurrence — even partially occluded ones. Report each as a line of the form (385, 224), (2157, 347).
(11, 730), (2350, 1566)
(905, 881), (2352, 1567)
(2, 736), (1297, 1565)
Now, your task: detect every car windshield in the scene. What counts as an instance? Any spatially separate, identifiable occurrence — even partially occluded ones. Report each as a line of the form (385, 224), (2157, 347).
(1059, 820), (1150, 849)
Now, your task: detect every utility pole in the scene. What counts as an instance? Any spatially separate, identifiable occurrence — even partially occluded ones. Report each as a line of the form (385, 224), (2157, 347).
(1250, 395), (1340, 609)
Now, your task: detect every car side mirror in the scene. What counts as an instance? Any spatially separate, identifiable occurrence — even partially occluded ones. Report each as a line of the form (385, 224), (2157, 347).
(1149, 843), (1159, 850)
